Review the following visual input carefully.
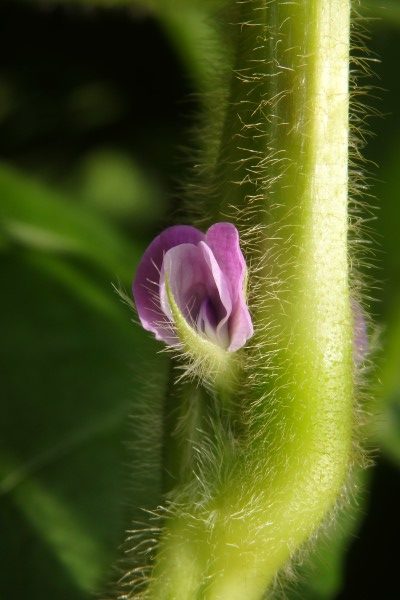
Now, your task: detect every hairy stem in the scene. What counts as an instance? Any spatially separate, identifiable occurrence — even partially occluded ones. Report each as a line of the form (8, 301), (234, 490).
(144, 1), (354, 598)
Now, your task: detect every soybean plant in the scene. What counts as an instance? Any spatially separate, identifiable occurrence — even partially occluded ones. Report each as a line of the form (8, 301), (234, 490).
(127, 1), (368, 598)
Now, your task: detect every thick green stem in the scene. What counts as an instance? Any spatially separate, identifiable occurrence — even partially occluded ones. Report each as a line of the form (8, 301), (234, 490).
(145, 1), (354, 599)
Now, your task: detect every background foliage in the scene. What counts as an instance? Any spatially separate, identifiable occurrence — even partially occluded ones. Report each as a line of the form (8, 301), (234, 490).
(0, 1), (399, 598)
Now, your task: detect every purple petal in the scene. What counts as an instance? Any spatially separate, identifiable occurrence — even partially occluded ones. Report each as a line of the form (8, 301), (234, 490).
(133, 221), (254, 352)
(198, 241), (233, 347)
(133, 225), (204, 343)
(197, 297), (220, 344)
(205, 223), (253, 351)
(228, 299), (254, 352)
(159, 242), (232, 349)
(205, 223), (245, 298)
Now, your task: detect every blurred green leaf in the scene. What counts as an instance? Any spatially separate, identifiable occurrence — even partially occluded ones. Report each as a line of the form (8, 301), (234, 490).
(25, 0), (226, 93)
(67, 82), (125, 130)
(0, 251), (166, 598)
(362, 1), (400, 26)
(0, 162), (138, 283)
(373, 301), (400, 464)
(1, 455), (107, 593)
(155, 4), (226, 93)
(71, 149), (163, 225)
(367, 123), (400, 464)
(28, 253), (127, 321)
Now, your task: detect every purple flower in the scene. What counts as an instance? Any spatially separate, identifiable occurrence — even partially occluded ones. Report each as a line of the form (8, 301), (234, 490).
(133, 223), (253, 352)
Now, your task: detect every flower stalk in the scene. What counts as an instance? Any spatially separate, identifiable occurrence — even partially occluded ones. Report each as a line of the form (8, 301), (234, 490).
(134, 1), (355, 598)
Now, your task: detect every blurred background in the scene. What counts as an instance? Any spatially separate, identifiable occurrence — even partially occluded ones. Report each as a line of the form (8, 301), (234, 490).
(0, 1), (399, 598)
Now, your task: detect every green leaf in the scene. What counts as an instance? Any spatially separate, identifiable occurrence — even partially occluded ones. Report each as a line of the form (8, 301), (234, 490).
(25, 0), (226, 93)
(367, 136), (400, 464)
(70, 149), (164, 226)
(1, 455), (109, 593)
(372, 300), (400, 464)
(0, 162), (138, 283)
(0, 251), (167, 598)
(362, 1), (400, 26)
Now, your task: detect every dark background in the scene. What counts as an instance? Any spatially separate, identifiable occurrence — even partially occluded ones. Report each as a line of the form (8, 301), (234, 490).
(1, 1), (399, 599)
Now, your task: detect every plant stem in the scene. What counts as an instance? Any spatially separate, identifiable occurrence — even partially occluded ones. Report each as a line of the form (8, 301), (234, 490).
(146, 1), (354, 598)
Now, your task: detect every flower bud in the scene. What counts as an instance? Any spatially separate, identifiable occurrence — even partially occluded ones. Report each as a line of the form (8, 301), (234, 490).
(133, 222), (253, 382)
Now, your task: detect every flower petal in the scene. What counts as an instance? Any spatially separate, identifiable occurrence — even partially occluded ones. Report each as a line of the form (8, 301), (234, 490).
(205, 223), (245, 299)
(133, 225), (204, 343)
(133, 221), (254, 353)
(227, 299), (254, 352)
(160, 242), (232, 349)
(205, 222), (253, 351)
(198, 241), (232, 348)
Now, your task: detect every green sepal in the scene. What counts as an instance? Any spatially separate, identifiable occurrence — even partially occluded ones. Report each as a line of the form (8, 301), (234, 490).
(165, 276), (239, 391)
